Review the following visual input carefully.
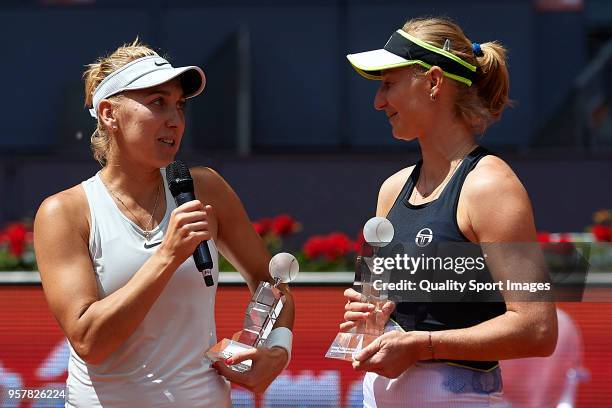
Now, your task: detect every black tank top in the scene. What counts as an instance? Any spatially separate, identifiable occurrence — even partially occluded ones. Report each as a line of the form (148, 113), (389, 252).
(383, 146), (506, 371)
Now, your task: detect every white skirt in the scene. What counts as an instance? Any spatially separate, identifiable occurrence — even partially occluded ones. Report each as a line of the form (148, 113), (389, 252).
(363, 362), (509, 408)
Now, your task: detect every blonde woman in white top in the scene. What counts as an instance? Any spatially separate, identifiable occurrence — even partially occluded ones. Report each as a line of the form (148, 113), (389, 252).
(34, 39), (294, 407)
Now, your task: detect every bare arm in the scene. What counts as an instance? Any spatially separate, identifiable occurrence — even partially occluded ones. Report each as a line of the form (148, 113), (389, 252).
(191, 166), (294, 331)
(35, 187), (211, 365)
(192, 167), (295, 392)
(431, 156), (557, 360)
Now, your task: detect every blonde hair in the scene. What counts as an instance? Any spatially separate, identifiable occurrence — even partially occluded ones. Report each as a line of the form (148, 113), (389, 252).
(83, 38), (156, 166)
(402, 17), (511, 134)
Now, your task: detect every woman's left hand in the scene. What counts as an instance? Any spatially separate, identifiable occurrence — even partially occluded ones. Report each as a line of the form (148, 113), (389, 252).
(351, 331), (429, 379)
(213, 346), (288, 393)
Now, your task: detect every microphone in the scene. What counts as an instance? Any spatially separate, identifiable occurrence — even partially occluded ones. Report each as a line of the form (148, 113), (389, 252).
(166, 161), (214, 286)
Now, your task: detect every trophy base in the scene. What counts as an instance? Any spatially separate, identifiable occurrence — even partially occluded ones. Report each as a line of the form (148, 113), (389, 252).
(205, 338), (254, 373)
(325, 332), (378, 361)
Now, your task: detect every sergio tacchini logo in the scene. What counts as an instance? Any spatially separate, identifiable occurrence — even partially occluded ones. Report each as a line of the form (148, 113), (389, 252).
(415, 228), (433, 247)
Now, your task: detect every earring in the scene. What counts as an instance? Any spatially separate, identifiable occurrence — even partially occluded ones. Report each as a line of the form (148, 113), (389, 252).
(112, 125), (117, 130)
(430, 92), (436, 101)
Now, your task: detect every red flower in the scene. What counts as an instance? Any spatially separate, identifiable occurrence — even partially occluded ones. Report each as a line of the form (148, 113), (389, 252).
(557, 233), (571, 243)
(537, 231), (551, 243)
(324, 232), (352, 261)
(303, 235), (327, 259)
(253, 218), (273, 236)
(271, 214), (297, 236)
(5, 222), (27, 257)
(302, 232), (355, 262)
(592, 224), (612, 242)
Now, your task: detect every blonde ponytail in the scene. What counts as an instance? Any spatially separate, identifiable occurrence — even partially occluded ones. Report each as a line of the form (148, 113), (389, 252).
(403, 17), (512, 134)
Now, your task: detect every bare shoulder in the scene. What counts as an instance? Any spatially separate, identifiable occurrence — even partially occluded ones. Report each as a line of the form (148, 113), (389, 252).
(34, 184), (93, 289)
(35, 184), (90, 237)
(381, 165), (417, 192)
(190, 166), (230, 201)
(190, 166), (223, 183)
(377, 165), (416, 217)
(461, 155), (535, 242)
(189, 166), (246, 225)
(462, 155), (527, 200)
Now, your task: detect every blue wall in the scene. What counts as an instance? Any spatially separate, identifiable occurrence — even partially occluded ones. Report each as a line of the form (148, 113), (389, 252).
(0, 0), (587, 151)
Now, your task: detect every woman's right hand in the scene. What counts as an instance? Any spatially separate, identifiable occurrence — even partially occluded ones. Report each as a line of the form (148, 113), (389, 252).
(158, 200), (216, 267)
(340, 288), (395, 332)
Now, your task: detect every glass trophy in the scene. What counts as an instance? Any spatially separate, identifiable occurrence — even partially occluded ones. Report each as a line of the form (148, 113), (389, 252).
(206, 252), (299, 372)
(325, 217), (394, 361)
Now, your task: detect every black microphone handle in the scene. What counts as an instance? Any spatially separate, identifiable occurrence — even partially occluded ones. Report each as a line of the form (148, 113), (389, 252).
(173, 192), (214, 286)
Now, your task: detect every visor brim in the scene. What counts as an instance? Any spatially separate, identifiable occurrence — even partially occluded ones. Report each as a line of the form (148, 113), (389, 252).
(347, 49), (419, 80)
(124, 65), (206, 98)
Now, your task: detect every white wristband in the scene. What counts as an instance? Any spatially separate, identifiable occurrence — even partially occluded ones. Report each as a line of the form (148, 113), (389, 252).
(265, 327), (293, 367)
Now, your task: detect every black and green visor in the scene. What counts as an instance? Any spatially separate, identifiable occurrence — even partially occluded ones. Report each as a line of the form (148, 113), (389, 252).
(347, 30), (477, 86)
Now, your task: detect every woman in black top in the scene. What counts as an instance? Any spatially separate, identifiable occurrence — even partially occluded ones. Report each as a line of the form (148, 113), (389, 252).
(340, 17), (557, 407)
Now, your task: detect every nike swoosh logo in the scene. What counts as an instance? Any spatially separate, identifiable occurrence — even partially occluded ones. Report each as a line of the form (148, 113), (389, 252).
(144, 241), (162, 249)
(154, 61), (169, 66)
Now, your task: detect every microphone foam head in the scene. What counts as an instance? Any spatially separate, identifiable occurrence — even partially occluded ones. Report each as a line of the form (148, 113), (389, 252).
(166, 160), (193, 197)
(363, 217), (394, 247)
(166, 160), (192, 183)
(269, 252), (299, 283)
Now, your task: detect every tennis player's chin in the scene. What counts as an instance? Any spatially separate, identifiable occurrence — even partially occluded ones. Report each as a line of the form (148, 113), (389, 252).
(391, 127), (417, 142)
(155, 150), (180, 168)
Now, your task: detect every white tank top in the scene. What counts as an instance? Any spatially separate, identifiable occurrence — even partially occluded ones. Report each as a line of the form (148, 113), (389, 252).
(66, 169), (231, 408)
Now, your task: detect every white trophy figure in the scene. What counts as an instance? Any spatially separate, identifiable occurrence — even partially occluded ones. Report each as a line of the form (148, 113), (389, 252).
(325, 217), (394, 361)
(206, 252), (299, 372)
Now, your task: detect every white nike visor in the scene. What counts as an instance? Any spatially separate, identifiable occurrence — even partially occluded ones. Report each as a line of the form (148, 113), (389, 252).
(89, 53), (206, 118)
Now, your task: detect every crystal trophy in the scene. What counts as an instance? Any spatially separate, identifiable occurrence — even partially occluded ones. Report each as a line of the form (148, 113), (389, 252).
(325, 217), (394, 361)
(206, 252), (299, 372)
